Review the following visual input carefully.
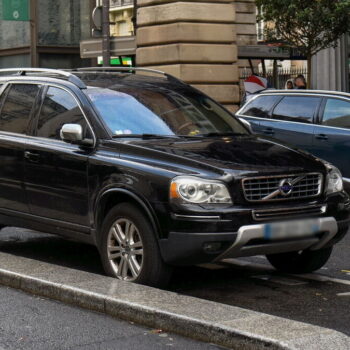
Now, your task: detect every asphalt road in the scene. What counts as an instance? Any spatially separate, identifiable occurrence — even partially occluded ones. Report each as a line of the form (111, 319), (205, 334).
(0, 284), (225, 350)
(0, 226), (349, 338)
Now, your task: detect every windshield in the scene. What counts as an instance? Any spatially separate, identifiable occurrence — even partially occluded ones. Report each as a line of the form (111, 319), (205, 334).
(85, 84), (249, 137)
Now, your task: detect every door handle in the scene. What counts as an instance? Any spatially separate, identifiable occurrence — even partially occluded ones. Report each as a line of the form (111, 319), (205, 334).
(24, 151), (40, 163)
(262, 128), (275, 135)
(315, 134), (328, 141)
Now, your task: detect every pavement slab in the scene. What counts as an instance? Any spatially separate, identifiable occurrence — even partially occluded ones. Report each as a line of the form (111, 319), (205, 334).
(0, 251), (348, 350)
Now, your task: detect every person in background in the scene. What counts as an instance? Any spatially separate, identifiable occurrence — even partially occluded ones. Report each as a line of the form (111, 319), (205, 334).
(294, 75), (307, 89)
(285, 79), (294, 89)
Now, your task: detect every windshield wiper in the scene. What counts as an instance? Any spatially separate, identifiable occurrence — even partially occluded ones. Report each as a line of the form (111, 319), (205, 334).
(199, 132), (248, 137)
(112, 134), (179, 140)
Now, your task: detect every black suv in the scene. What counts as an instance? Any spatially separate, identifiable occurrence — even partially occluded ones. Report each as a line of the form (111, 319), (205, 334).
(0, 68), (349, 287)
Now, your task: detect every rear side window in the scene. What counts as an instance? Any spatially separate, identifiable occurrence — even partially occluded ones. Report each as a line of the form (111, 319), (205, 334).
(322, 98), (350, 129)
(240, 95), (280, 119)
(37, 86), (91, 140)
(0, 84), (40, 134)
(272, 96), (320, 124)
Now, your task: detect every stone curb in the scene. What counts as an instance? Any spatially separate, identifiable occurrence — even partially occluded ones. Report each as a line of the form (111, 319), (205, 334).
(0, 252), (348, 350)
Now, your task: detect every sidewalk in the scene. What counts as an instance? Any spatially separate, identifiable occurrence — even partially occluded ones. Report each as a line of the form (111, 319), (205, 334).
(0, 251), (348, 350)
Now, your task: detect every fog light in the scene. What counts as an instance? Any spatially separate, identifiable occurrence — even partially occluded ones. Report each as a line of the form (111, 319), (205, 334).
(203, 242), (222, 253)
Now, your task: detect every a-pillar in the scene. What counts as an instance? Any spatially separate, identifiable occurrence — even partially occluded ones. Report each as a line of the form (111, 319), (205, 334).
(136, 0), (240, 112)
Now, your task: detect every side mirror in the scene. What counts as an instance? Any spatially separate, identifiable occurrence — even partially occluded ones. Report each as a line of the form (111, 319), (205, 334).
(238, 117), (253, 134)
(60, 124), (83, 143)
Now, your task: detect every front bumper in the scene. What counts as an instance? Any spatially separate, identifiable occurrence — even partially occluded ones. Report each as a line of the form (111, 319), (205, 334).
(158, 192), (350, 265)
(159, 217), (349, 266)
(214, 217), (337, 261)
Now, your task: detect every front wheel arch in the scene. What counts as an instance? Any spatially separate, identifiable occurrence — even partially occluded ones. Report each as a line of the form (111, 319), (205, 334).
(95, 189), (160, 245)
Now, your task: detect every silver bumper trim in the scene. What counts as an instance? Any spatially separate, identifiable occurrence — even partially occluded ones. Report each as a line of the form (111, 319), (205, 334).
(215, 217), (338, 261)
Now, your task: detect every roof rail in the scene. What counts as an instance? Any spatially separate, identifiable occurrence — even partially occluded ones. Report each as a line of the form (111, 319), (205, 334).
(0, 68), (87, 89)
(74, 66), (185, 85)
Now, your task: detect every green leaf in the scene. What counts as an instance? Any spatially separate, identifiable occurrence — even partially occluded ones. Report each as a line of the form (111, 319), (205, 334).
(256, 0), (350, 56)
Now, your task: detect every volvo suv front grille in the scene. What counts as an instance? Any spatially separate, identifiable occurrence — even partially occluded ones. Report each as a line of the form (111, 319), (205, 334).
(242, 173), (323, 202)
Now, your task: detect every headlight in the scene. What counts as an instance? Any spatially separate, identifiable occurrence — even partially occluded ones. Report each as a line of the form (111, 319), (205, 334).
(326, 165), (343, 193)
(170, 176), (232, 204)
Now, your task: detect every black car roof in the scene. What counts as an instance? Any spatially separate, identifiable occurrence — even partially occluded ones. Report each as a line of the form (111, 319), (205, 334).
(0, 67), (184, 91)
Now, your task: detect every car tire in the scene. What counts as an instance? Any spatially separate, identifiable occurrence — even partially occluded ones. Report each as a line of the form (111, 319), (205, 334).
(266, 246), (333, 274)
(99, 203), (172, 287)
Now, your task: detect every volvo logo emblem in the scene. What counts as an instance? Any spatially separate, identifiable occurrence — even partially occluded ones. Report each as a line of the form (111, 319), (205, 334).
(279, 179), (293, 196)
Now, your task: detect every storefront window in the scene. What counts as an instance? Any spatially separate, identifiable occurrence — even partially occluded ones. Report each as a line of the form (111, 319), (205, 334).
(0, 54), (30, 68)
(37, 0), (91, 46)
(39, 54), (90, 69)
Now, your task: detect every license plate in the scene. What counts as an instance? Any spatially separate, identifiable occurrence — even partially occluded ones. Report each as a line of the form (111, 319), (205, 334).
(263, 219), (321, 240)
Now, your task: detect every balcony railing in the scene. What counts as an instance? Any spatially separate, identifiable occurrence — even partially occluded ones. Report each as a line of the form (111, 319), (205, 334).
(110, 0), (133, 8)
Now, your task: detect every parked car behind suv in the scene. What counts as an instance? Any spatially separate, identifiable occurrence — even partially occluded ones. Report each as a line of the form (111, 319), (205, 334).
(0, 68), (349, 287)
(237, 90), (350, 193)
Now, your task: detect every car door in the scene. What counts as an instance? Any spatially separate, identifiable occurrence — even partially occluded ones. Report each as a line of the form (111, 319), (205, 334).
(312, 97), (350, 185)
(24, 85), (95, 228)
(236, 95), (282, 134)
(262, 95), (322, 151)
(0, 83), (41, 214)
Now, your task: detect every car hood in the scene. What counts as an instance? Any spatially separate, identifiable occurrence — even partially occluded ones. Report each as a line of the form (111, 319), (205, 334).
(112, 135), (326, 177)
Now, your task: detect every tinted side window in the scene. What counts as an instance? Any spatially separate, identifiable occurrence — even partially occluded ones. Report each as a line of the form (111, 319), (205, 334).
(322, 98), (350, 129)
(240, 95), (280, 118)
(0, 84), (40, 134)
(37, 87), (91, 140)
(272, 96), (320, 124)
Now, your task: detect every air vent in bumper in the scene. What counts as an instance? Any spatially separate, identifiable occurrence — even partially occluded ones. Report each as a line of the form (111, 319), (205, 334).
(252, 205), (327, 221)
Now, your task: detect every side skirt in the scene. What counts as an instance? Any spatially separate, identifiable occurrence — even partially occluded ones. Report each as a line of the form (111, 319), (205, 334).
(0, 208), (94, 245)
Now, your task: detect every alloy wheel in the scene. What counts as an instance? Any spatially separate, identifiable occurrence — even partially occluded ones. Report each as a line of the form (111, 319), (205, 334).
(107, 218), (144, 281)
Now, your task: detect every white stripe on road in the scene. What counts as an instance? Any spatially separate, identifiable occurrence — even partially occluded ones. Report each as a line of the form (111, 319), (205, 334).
(252, 275), (309, 286)
(220, 258), (350, 287)
(337, 292), (350, 296)
(293, 273), (350, 287)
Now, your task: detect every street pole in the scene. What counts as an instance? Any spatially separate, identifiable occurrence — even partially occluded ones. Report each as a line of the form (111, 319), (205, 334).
(102, 0), (110, 67)
(132, 0), (137, 35)
(132, 0), (138, 66)
(30, 0), (38, 67)
(273, 59), (278, 89)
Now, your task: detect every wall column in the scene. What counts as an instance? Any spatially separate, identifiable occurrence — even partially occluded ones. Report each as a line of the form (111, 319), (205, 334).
(136, 0), (240, 111)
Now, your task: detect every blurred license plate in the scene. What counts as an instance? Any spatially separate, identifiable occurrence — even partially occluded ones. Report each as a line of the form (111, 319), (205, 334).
(263, 219), (321, 240)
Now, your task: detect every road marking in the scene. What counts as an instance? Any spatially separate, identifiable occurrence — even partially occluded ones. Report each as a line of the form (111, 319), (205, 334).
(252, 275), (308, 286)
(337, 292), (350, 297)
(295, 273), (350, 286)
(221, 258), (350, 287)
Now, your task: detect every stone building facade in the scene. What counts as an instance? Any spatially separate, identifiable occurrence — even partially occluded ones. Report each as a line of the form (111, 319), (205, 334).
(136, 0), (257, 112)
(312, 35), (350, 92)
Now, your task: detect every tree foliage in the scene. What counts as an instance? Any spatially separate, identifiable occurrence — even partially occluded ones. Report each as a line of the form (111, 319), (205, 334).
(256, 0), (350, 58)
